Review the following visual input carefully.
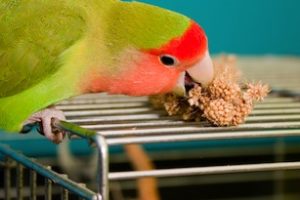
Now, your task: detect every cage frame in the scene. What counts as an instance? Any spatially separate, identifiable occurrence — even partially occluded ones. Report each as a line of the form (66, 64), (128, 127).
(1, 88), (300, 200)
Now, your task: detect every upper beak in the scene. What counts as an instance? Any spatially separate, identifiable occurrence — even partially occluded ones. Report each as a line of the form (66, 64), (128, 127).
(172, 51), (214, 96)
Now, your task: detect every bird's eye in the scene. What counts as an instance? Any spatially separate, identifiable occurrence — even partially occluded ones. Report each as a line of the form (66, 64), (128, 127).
(160, 55), (178, 67)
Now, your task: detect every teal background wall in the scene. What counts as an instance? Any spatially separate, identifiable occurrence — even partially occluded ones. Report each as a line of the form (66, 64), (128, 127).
(137, 0), (300, 55)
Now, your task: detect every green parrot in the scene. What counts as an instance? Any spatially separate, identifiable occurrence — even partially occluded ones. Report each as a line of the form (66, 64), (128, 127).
(0, 0), (214, 143)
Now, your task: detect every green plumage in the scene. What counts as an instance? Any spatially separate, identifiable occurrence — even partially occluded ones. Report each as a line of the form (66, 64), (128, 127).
(0, 0), (90, 131)
(0, 0), (86, 96)
(0, 0), (190, 132)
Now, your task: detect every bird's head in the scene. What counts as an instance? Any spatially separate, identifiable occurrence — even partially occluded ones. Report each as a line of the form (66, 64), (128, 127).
(86, 1), (214, 96)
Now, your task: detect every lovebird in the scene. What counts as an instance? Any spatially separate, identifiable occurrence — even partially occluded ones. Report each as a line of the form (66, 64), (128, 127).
(0, 0), (214, 143)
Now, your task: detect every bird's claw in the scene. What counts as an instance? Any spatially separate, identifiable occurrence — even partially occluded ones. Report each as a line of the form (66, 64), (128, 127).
(23, 107), (66, 144)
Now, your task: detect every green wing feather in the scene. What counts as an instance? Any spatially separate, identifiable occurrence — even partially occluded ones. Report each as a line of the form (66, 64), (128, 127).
(0, 0), (85, 97)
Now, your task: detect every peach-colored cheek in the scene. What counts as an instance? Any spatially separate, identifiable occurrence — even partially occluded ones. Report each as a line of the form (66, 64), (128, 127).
(79, 70), (109, 93)
(108, 61), (180, 96)
(81, 53), (181, 96)
(89, 77), (107, 92)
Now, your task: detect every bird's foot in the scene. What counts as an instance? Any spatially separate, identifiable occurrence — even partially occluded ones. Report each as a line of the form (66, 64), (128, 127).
(23, 107), (66, 144)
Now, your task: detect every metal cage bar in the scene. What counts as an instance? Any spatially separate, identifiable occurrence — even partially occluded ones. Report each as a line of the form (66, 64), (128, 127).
(30, 169), (37, 200)
(4, 157), (11, 200)
(51, 91), (300, 200)
(16, 163), (24, 200)
(1, 88), (300, 200)
(108, 161), (300, 180)
(0, 144), (100, 200)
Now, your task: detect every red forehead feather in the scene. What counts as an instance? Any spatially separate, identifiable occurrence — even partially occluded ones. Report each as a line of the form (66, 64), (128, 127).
(149, 21), (207, 61)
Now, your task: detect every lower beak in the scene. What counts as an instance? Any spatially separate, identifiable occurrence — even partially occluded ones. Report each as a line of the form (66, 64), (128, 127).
(173, 51), (214, 96)
(172, 72), (186, 96)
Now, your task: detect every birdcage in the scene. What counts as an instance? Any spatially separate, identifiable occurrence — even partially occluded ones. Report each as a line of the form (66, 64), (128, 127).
(1, 57), (300, 200)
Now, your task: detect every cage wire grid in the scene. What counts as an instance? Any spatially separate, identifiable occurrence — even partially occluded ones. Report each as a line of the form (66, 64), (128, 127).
(1, 56), (300, 200)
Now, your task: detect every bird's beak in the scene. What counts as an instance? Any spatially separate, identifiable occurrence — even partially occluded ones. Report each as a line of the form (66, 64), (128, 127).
(173, 51), (214, 97)
(172, 72), (186, 96)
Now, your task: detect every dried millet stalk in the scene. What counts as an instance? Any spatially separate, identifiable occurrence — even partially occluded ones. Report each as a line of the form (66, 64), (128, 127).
(204, 99), (235, 126)
(150, 55), (270, 127)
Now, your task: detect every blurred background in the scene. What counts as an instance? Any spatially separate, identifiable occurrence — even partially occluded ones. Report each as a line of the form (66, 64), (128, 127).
(1, 1), (300, 200)
(138, 0), (300, 55)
